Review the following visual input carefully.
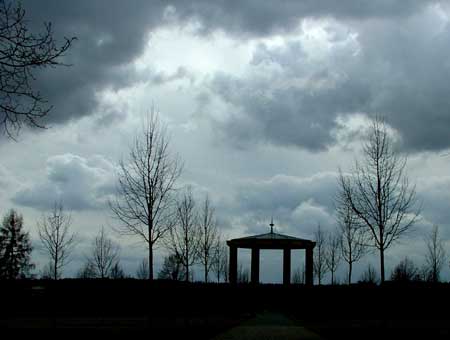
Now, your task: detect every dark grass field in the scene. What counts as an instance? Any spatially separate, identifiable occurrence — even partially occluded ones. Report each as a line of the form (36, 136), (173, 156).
(1, 280), (450, 338)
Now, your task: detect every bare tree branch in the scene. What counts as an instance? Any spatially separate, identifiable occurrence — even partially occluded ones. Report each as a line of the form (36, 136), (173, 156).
(166, 186), (200, 282)
(425, 225), (446, 283)
(0, 0), (75, 137)
(37, 202), (76, 280)
(197, 194), (219, 283)
(337, 116), (420, 283)
(313, 224), (328, 285)
(109, 109), (182, 280)
(89, 226), (120, 279)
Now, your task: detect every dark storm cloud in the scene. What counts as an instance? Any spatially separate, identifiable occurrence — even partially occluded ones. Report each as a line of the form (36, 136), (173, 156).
(20, 0), (182, 125)
(18, 0), (433, 127)
(208, 6), (450, 152)
(175, 0), (431, 37)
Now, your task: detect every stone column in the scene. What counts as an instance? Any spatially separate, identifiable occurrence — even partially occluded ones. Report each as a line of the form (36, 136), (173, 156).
(305, 246), (314, 286)
(251, 248), (260, 284)
(229, 245), (238, 284)
(283, 248), (291, 285)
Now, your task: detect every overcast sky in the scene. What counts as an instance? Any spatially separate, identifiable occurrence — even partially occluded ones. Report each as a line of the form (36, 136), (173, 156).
(2, 0), (450, 282)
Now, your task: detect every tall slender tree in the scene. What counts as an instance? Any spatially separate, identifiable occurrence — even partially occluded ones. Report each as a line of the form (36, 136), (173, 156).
(167, 187), (200, 282)
(212, 237), (228, 283)
(335, 202), (368, 284)
(109, 110), (182, 280)
(197, 195), (219, 282)
(325, 231), (341, 285)
(425, 225), (446, 283)
(0, 209), (33, 279)
(89, 226), (120, 279)
(313, 224), (328, 285)
(338, 117), (420, 283)
(37, 202), (76, 280)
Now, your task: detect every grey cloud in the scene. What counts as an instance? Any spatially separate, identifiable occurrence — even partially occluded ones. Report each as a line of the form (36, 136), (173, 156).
(13, 153), (116, 211)
(17, 0), (434, 129)
(20, 0), (188, 126)
(219, 172), (339, 238)
(207, 8), (450, 152)
(175, 0), (432, 37)
(208, 40), (370, 150)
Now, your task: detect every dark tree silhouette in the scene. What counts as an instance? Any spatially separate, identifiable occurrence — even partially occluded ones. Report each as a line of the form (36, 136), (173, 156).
(89, 226), (120, 278)
(136, 258), (149, 279)
(110, 261), (125, 279)
(325, 231), (341, 285)
(37, 202), (76, 280)
(338, 117), (420, 283)
(0, 0), (75, 137)
(212, 237), (228, 283)
(76, 261), (96, 279)
(167, 187), (200, 282)
(336, 202), (368, 284)
(110, 110), (182, 280)
(158, 253), (184, 280)
(425, 225), (446, 283)
(313, 224), (328, 285)
(197, 195), (219, 282)
(359, 264), (379, 284)
(0, 209), (33, 279)
(390, 257), (419, 282)
(237, 264), (249, 283)
(292, 265), (305, 284)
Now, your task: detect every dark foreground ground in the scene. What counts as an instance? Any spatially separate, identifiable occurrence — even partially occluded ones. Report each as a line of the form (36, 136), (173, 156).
(1, 280), (450, 338)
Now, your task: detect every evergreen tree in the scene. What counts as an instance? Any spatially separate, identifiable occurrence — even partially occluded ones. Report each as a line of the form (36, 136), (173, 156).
(0, 210), (34, 279)
(158, 254), (184, 281)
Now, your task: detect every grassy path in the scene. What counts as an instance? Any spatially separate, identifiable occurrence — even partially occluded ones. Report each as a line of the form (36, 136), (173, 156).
(212, 311), (323, 340)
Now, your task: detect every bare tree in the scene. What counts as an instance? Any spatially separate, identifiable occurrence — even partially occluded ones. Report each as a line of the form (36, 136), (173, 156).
(425, 225), (446, 283)
(313, 224), (328, 285)
(338, 117), (420, 283)
(109, 110), (182, 280)
(0, 0), (75, 137)
(292, 265), (305, 284)
(237, 264), (249, 283)
(37, 202), (76, 280)
(212, 237), (228, 283)
(336, 203), (368, 284)
(76, 261), (96, 279)
(359, 264), (379, 284)
(325, 231), (341, 285)
(390, 257), (419, 282)
(110, 261), (126, 279)
(89, 227), (120, 279)
(136, 258), (149, 279)
(166, 187), (200, 282)
(197, 195), (219, 282)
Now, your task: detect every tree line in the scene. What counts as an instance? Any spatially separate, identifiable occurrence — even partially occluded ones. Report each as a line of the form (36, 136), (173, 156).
(0, 111), (229, 281)
(1, 114), (449, 284)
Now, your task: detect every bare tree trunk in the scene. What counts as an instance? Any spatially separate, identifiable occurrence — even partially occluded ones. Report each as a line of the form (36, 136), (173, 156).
(149, 241), (153, 280)
(380, 247), (385, 283)
(54, 249), (58, 280)
(348, 262), (352, 285)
